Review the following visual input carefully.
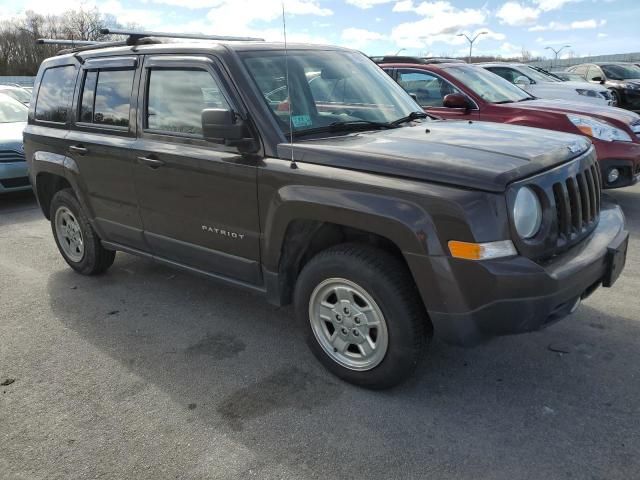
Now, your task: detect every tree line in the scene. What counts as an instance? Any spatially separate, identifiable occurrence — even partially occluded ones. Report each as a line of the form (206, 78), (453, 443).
(0, 8), (133, 76)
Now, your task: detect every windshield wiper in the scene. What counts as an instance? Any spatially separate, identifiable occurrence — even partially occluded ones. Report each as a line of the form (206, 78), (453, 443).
(390, 111), (428, 126)
(292, 119), (396, 138)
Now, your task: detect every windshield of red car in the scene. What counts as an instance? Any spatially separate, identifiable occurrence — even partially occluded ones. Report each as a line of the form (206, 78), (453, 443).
(444, 65), (533, 104)
(0, 94), (28, 123)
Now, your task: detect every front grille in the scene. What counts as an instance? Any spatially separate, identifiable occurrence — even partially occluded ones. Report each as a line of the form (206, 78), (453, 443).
(552, 162), (601, 243)
(0, 149), (25, 163)
(0, 176), (30, 188)
(509, 148), (601, 261)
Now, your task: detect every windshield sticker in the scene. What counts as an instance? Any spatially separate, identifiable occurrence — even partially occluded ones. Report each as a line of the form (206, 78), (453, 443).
(292, 115), (312, 128)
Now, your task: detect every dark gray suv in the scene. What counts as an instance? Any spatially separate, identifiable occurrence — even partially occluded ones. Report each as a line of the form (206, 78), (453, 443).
(24, 32), (628, 388)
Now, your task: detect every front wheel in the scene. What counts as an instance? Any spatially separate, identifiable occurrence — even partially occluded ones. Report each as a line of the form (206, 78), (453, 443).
(294, 244), (430, 389)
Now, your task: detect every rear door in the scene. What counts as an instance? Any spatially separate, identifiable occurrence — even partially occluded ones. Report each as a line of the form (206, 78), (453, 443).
(395, 68), (479, 120)
(131, 55), (262, 284)
(66, 56), (145, 250)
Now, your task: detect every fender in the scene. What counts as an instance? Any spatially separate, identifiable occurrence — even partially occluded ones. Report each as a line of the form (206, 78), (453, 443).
(261, 184), (442, 273)
(31, 151), (96, 221)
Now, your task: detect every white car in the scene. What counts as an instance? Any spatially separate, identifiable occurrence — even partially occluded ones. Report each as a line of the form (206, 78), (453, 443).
(480, 63), (614, 107)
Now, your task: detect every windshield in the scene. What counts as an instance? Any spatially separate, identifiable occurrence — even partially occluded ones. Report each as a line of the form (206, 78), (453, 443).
(0, 87), (31, 104)
(0, 94), (28, 123)
(241, 50), (421, 136)
(445, 65), (532, 103)
(523, 66), (562, 83)
(601, 64), (640, 80)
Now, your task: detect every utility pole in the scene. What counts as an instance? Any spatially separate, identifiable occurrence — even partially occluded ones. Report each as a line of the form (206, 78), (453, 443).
(457, 31), (488, 63)
(545, 45), (571, 69)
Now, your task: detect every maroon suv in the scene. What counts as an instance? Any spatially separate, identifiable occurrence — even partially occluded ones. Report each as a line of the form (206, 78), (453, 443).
(378, 58), (640, 188)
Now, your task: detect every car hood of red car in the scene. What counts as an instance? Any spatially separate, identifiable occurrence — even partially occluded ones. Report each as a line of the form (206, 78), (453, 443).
(502, 99), (640, 125)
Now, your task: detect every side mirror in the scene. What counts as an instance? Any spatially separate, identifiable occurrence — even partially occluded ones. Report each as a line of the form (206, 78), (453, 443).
(591, 76), (604, 83)
(443, 93), (470, 110)
(202, 108), (248, 144)
(514, 76), (532, 86)
(409, 93), (418, 102)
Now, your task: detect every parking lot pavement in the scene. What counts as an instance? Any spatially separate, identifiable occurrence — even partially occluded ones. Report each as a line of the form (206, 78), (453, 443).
(0, 186), (639, 480)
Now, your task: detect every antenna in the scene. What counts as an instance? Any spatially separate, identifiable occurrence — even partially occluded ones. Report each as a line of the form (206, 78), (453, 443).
(36, 39), (101, 46)
(282, 2), (297, 169)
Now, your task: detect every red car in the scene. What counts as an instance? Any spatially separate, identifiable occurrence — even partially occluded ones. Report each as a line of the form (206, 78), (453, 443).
(378, 58), (640, 188)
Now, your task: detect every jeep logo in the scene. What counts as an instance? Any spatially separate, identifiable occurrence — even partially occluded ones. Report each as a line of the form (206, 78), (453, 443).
(201, 225), (245, 240)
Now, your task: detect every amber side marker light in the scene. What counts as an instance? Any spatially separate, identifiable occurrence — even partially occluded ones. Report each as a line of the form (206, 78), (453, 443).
(448, 240), (517, 260)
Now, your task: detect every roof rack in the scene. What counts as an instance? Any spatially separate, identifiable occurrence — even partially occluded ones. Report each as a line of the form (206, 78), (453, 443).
(100, 28), (265, 42)
(36, 39), (102, 46)
(370, 56), (465, 65)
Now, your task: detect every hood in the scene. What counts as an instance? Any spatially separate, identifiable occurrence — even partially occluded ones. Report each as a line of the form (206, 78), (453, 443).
(278, 120), (591, 192)
(504, 99), (640, 125)
(561, 81), (607, 92)
(0, 122), (26, 151)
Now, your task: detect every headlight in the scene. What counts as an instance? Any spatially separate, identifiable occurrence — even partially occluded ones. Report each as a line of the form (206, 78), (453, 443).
(576, 88), (598, 98)
(567, 114), (632, 142)
(513, 187), (542, 239)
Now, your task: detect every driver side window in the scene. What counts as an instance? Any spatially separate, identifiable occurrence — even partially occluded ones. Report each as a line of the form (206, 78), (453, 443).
(397, 70), (459, 107)
(587, 66), (603, 81)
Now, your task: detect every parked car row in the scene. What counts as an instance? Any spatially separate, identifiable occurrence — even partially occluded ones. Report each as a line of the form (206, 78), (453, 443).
(566, 63), (640, 111)
(20, 32), (630, 388)
(374, 57), (640, 189)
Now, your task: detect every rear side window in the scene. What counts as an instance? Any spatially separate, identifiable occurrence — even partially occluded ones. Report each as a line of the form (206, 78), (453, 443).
(79, 69), (134, 128)
(146, 69), (230, 136)
(35, 65), (77, 123)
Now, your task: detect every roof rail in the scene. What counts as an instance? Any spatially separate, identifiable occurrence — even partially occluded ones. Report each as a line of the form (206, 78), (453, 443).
(370, 56), (465, 65)
(100, 28), (265, 42)
(37, 38), (102, 46)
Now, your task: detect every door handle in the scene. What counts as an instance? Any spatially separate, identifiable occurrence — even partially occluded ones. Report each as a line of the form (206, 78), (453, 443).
(68, 145), (88, 155)
(137, 155), (165, 169)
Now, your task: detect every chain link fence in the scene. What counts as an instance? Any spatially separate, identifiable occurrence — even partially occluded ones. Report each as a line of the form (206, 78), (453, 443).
(527, 53), (640, 70)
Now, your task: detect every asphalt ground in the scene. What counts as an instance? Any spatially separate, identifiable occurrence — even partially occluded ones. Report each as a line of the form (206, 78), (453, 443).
(1, 184), (639, 479)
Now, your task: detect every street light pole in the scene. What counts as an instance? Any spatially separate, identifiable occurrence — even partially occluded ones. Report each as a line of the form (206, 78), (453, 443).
(394, 48), (406, 56)
(456, 31), (488, 63)
(545, 45), (571, 69)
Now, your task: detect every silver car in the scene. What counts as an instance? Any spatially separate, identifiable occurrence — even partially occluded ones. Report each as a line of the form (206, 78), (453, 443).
(0, 94), (29, 193)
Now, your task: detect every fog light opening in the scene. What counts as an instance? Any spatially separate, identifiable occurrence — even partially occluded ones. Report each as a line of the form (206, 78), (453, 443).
(607, 168), (620, 184)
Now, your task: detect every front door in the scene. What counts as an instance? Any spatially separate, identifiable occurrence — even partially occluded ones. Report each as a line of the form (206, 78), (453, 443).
(395, 69), (479, 120)
(132, 55), (262, 285)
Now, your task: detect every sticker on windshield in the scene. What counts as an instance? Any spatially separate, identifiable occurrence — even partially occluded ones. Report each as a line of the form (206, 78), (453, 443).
(292, 115), (312, 128)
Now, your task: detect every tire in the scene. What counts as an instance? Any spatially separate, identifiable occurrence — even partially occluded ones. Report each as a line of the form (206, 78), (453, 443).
(294, 243), (430, 389)
(50, 188), (115, 275)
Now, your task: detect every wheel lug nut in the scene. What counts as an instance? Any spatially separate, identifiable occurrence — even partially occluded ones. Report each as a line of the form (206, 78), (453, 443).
(335, 314), (342, 322)
(352, 329), (359, 336)
(344, 307), (350, 315)
(341, 327), (348, 335)
(354, 317), (360, 324)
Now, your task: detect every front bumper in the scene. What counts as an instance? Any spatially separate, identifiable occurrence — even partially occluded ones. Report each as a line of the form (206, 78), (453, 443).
(408, 199), (627, 346)
(0, 162), (30, 193)
(594, 140), (640, 189)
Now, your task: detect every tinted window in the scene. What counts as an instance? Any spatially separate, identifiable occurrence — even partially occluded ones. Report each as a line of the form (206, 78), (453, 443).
(147, 69), (230, 135)
(80, 71), (98, 123)
(486, 67), (519, 83)
(35, 65), (77, 123)
(397, 70), (460, 107)
(93, 70), (134, 127)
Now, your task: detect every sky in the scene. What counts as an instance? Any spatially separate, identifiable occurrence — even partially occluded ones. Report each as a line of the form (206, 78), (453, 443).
(0, 0), (638, 59)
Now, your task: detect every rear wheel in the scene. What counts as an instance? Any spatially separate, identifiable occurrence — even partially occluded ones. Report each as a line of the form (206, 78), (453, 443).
(50, 189), (115, 275)
(294, 243), (430, 389)
(611, 90), (621, 107)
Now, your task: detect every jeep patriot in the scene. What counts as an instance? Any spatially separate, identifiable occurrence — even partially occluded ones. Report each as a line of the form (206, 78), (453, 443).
(25, 31), (629, 388)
